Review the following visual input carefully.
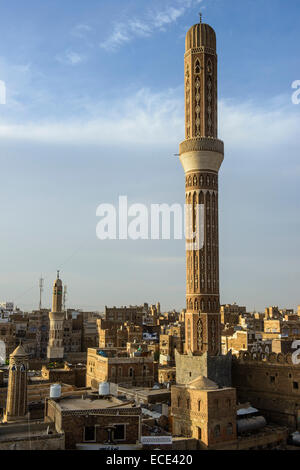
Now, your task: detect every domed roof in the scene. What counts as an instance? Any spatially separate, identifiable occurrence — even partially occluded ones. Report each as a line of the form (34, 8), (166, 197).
(53, 278), (62, 288)
(187, 375), (218, 390)
(53, 270), (62, 287)
(185, 23), (216, 52)
(11, 343), (28, 357)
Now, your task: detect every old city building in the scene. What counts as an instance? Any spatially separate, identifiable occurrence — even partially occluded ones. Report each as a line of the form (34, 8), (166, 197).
(0, 321), (16, 357)
(232, 351), (300, 430)
(220, 303), (246, 327)
(104, 305), (146, 325)
(45, 392), (142, 450)
(160, 332), (183, 366)
(221, 327), (272, 356)
(86, 347), (154, 389)
(172, 376), (236, 447)
(97, 319), (143, 348)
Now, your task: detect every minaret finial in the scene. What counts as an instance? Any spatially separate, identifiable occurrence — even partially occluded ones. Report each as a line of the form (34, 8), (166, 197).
(199, 12), (202, 24)
(57, 270), (60, 279)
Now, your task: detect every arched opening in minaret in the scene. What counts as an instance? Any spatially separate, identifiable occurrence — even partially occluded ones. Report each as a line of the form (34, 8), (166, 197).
(195, 59), (201, 74)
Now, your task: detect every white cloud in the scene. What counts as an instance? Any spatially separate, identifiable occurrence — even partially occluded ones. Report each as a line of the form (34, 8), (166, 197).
(72, 24), (92, 38)
(100, 0), (203, 51)
(0, 86), (299, 159)
(56, 50), (85, 66)
(219, 98), (300, 153)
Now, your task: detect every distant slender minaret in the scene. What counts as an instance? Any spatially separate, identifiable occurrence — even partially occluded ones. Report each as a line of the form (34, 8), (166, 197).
(179, 17), (224, 355)
(4, 343), (29, 422)
(47, 271), (65, 361)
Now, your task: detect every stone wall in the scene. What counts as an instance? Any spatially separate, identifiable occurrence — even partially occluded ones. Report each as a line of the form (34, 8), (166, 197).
(46, 400), (140, 450)
(175, 350), (232, 387)
(232, 351), (300, 430)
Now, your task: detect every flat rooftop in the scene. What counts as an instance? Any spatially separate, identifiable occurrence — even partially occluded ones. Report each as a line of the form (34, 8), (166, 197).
(56, 395), (134, 411)
(0, 421), (59, 442)
(118, 386), (171, 397)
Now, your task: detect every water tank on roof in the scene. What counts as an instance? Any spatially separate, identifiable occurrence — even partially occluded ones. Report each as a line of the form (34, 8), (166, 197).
(50, 384), (61, 399)
(97, 350), (107, 358)
(99, 382), (110, 396)
(237, 416), (266, 434)
(289, 431), (300, 446)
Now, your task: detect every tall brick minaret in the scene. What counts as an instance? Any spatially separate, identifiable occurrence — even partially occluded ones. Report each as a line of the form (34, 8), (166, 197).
(47, 271), (65, 361)
(4, 343), (29, 422)
(179, 17), (224, 356)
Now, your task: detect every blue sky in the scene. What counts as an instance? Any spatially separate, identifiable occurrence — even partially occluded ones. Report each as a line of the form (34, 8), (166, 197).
(0, 0), (299, 313)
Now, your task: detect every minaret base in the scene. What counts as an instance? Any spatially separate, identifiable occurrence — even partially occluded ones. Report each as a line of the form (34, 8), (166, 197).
(3, 412), (30, 424)
(47, 347), (64, 362)
(175, 350), (232, 387)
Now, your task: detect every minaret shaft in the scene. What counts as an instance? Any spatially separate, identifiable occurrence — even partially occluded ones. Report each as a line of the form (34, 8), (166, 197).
(179, 23), (224, 356)
(4, 344), (29, 422)
(47, 273), (64, 361)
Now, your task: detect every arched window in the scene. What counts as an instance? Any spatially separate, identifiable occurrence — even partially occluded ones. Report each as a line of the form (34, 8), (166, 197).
(198, 400), (201, 412)
(195, 59), (201, 74)
(214, 425), (221, 438)
(187, 319), (191, 349)
(129, 367), (133, 377)
(227, 423), (233, 435)
(177, 396), (181, 408)
(207, 59), (213, 75)
(186, 399), (190, 410)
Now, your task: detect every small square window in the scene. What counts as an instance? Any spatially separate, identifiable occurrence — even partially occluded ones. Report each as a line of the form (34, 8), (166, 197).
(293, 382), (299, 390)
(84, 426), (96, 442)
(114, 424), (125, 441)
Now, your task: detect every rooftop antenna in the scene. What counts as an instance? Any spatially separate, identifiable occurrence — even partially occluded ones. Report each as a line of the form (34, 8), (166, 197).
(39, 275), (44, 311)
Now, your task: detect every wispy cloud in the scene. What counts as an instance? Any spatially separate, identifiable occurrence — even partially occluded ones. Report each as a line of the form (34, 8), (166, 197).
(56, 50), (85, 66)
(100, 0), (203, 51)
(72, 24), (93, 39)
(0, 86), (299, 158)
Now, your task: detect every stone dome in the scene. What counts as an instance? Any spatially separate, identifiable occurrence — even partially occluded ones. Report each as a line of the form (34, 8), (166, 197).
(53, 278), (62, 288)
(185, 23), (216, 51)
(11, 343), (28, 357)
(187, 375), (219, 390)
